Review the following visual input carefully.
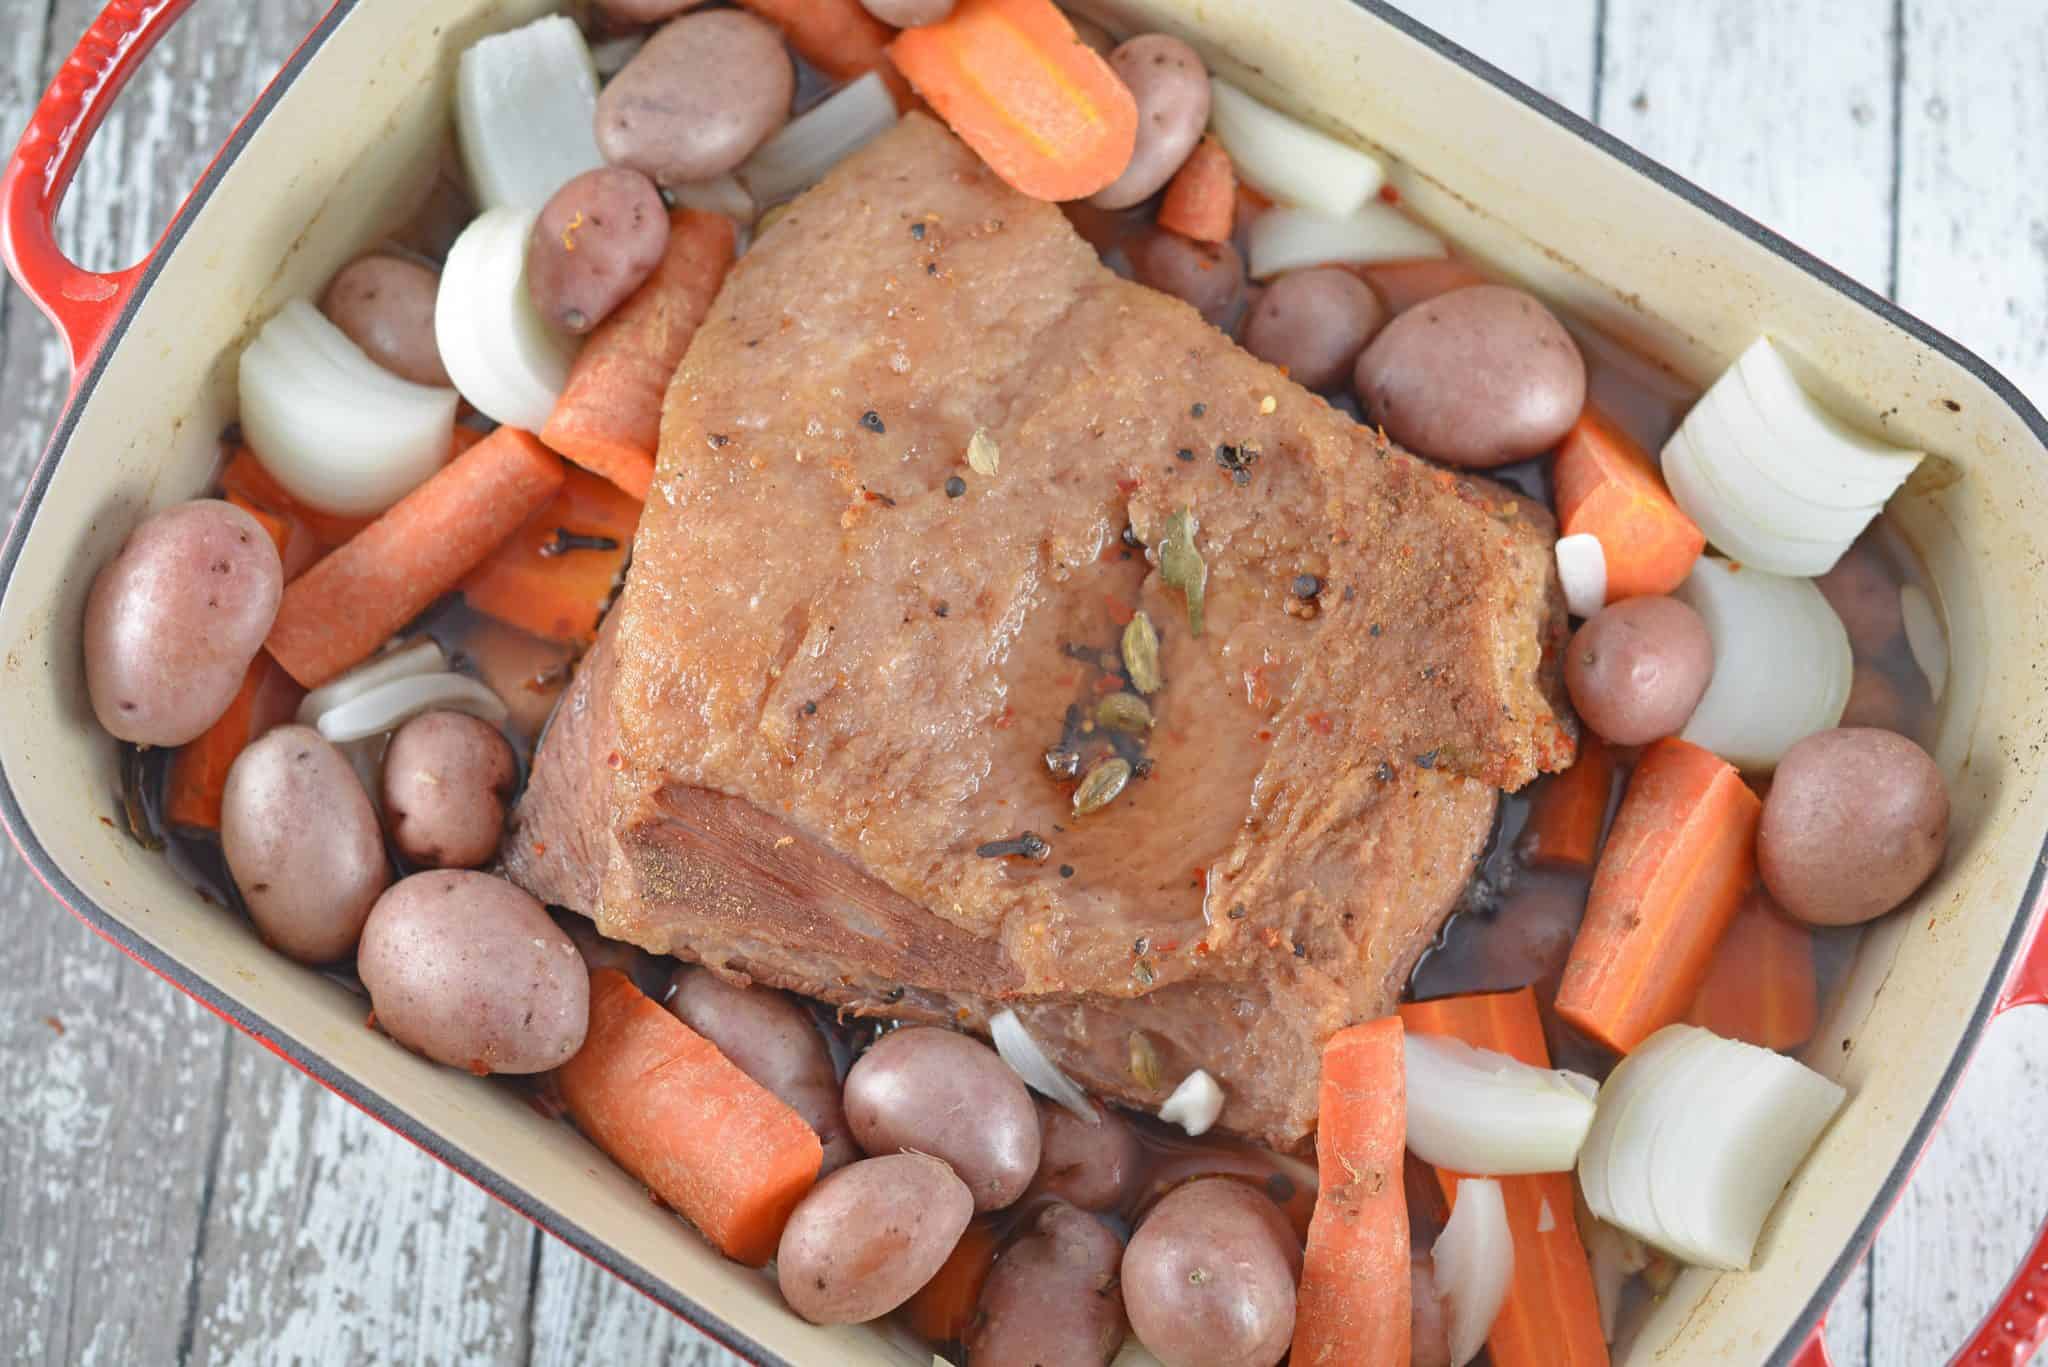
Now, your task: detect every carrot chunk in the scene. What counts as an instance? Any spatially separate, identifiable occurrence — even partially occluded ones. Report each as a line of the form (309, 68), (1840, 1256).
(1553, 407), (1705, 601)
(558, 970), (823, 1267)
(459, 465), (642, 645)
(264, 427), (565, 687)
(1293, 1016), (1409, 1366)
(1688, 889), (1819, 1051)
(1400, 989), (1610, 1367)
(1356, 257), (1490, 315)
(890, 0), (1139, 202)
(735, 0), (897, 85)
(1556, 737), (1762, 1053)
(1517, 734), (1617, 872)
(541, 209), (736, 500)
(1158, 136), (1236, 244)
(904, 1216), (1000, 1344)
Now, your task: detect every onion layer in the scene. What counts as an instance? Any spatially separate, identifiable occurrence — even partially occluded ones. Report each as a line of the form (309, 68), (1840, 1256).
(739, 72), (899, 208)
(313, 672), (508, 745)
(1434, 1178), (1514, 1366)
(455, 16), (603, 212)
(1208, 80), (1384, 217)
(1577, 1023), (1846, 1270)
(1661, 338), (1921, 577)
(238, 301), (459, 518)
(297, 638), (447, 724)
(1556, 533), (1608, 619)
(435, 207), (576, 431)
(1405, 1032), (1598, 1174)
(1246, 202), (1444, 280)
(1158, 1069), (1224, 1136)
(990, 1009), (1096, 1122)
(1675, 556), (1851, 771)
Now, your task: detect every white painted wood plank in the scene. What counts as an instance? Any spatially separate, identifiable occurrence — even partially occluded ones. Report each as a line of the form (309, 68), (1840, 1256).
(182, 1044), (536, 1365)
(529, 1239), (739, 1366)
(1599, 0), (1898, 294)
(1869, 2), (2048, 1359)
(1393, 0), (1600, 117)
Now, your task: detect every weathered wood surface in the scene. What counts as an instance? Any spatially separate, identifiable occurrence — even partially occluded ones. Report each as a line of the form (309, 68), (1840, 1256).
(0, 1), (2042, 1363)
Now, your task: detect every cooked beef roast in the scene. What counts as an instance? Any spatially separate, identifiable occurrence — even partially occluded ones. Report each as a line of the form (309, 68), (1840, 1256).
(506, 115), (1574, 1145)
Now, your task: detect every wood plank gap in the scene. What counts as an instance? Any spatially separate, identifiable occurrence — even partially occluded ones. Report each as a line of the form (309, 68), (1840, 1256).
(521, 1226), (544, 1364)
(1590, 0), (1609, 122)
(1886, 0), (1905, 297)
(173, 1026), (236, 1367)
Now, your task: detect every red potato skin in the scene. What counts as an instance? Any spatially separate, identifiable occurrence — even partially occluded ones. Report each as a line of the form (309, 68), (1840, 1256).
(382, 710), (518, 869)
(221, 724), (389, 964)
(1242, 267), (1388, 392)
(320, 254), (451, 387)
(967, 1201), (1127, 1366)
(1026, 1099), (1143, 1211)
(595, 11), (794, 185)
(1563, 595), (1715, 745)
(1092, 35), (1211, 211)
(1130, 230), (1246, 327)
(84, 499), (284, 746)
(357, 871), (590, 1074)
(843, 1026), (1041, 1211)
(527, 168), (671, 335)
(1122, 1178), (1300, 1367)
(667, 966), (860, 1174)
(776, 1153), (974, 1324)
(1758, 727), (1949, 926)
(1353, 283), (1587, 468)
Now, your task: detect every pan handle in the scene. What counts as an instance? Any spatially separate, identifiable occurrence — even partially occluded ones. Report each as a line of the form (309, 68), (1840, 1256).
(1794, 899), (2048, 1367)
(0, 0), (203, 379)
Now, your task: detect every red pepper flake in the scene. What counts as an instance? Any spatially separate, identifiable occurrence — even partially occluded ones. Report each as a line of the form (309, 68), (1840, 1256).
(43, 1015), (64, 1035)
(531, 841), (548, 857)
(1115, 476), (1142, 496)
(1306, 711), (1335, 735)
(1104, 596), (1135, 626)
(1379, 183), (1402, 205)
(1092, 674), (1123, 694)
(993, 704), (1016, 730)
(1255, 728), (1275, 742)
(1155, 940), (1180, 954)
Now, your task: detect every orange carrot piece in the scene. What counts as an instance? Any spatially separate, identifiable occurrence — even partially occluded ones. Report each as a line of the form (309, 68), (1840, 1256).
(220, 448), (372, 548)
(890, 0), (1139, 203)
(1688, 889), (1819, 1051)
(1517, 734), (1616, 872)
(459, 465), (643, 645)
(735, 0), (897, 84)
(1556, 737), (1762, 1053)
(163, 653), (305, 831)
(1554, 407), (1706, 601)
(264, 428), (565, 688)
(1400, 990), (1610, 1367)
(558, 970), (824, 1267)
(904, 1216), (1000, 1344)
(541, 209), (736, 500)
(1356, 257), (1491, 315)
(1294, 1017), (1409, 1367)
(1158, 136), (1236, 243)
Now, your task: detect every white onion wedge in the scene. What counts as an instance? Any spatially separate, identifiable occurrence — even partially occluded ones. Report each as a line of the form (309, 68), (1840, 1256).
(990, 1009), (1097, 1122)
(670, 173), (758, 226)
(1660, 338), (1922, 576)
(1434, 1178), (1513, 1366)
(455, 15), (603, 212)
(1901, 583), (1948, 703)
(1675, 556), (1851, 771)
(1158, 1069), (1224, 1136)
(1405, 1032), (1598, 1174)
(1208, 80), (1384, 217)
(436, 207), (576, 431)
(1578, 1024), (1845, 1270)
(739, 72), (899, 208)
(238, 301), (459, 518)
(1111, 1340), (1168, 1367)
(314, 672), (508, 745)
(1556, 532), (1608, 618)
(1246, 202), (1444, 280)
(297, 638), (447, 725)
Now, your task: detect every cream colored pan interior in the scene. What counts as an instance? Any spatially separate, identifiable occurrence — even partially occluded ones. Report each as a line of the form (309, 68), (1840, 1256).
(3, 0), (2045, 1361)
